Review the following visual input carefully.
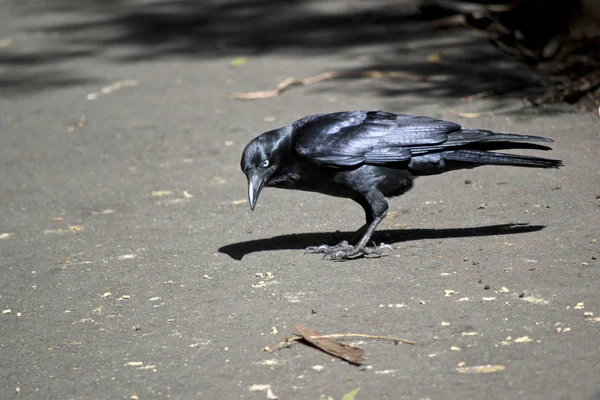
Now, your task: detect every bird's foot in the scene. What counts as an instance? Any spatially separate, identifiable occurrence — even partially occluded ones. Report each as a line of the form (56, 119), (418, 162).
(306, 240), (354, 255)
(307, 241), (392, 261)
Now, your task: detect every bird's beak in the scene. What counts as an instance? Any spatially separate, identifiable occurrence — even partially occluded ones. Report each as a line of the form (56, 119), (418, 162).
(247, 169), (266, 211)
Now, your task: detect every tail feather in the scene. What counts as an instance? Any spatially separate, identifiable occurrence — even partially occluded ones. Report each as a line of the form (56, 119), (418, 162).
(443, 149), (563, 169)
(457, 129), (554, 144)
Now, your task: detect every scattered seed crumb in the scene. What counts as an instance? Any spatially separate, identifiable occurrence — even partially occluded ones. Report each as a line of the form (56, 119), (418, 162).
(450, 346), (461, 351)
(473, 260), (480, 265)
(456, 364), (505, 374)
(482, 297), (496, 301)
(149, 297), (161, 302)
(462, 332), (478, 336)
(167, 319), (174, 323)
(458, 297), (470, 302)
(563, 327), (571, 332)
(428, 353), (438, 358)
(118, 254), (137, 260)
(125, 361), (144, 367)
(584, 312), (594, 317)
(133, 325), (141, 331)
(441, 321), (450, 326)
(151, 190), (172, 197)
(444, 289), (457, 297)
(252, 280), (279, 288)
(383, 303), (405, 308)
(224, 141), (234, 146)
(255, 359), (279, 366)
(419, 300), (426, 305)
(203, 274), (213, 279)
(520, 295), (549, 305)
(312, 365), (325, 371)
(249, 384), (278, 400)
(182, 190), (193, 199)
(574, 302), (584, 310)
(121, 295), (131, 300)
(131, 395), (139, 400)
(255, 272), (265, 278)
(499, 287), (509, 293)
(514, 336), (532, 343)
(0, 233), (14, 240)
(458, 361), (466, 367)
(270, 327), (278, 335)
(375, 370), (397, 375)
(2, 309), (11, 315)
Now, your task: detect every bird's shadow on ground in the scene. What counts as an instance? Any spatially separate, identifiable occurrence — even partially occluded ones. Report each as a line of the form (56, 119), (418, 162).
(219, 223), (545, 260)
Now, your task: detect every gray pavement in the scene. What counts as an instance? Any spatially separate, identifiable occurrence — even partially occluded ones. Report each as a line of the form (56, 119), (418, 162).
(1, 1), (599, 399)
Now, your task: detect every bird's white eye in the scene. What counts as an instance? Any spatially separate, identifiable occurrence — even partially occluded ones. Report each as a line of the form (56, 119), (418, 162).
(262, 159), (269, 168)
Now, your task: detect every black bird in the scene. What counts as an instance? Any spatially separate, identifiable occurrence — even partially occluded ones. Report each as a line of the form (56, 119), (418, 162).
(241, 111), (562, 260)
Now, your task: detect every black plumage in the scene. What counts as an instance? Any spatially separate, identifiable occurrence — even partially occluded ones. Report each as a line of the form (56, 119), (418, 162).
(241, 111), (562, 260)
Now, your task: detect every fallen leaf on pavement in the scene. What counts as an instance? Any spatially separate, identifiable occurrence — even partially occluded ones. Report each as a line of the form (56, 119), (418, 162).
(342, 388), (361, 400)
(231, 57), (247, 67)
(265, 324), (414, 365)
(231, 70), (435, 100)
(294, 324), (366, 365)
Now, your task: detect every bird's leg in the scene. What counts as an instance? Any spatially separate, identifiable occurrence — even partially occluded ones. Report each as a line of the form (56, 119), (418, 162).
(308, 191), (392, 260)
(306, 200), (373, 253)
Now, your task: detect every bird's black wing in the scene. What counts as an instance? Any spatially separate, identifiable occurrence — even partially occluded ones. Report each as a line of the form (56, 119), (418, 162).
(293, 111), (460, 167)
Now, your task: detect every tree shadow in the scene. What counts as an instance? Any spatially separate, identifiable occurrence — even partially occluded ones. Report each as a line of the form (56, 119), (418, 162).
(218, 223), (545, 260)
(2, 0), (544, 101)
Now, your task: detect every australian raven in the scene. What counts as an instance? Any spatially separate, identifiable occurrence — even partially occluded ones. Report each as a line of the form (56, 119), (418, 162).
(241, 111), (562, 260)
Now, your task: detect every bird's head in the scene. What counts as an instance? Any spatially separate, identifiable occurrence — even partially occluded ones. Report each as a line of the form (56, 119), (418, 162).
(240, 127), (291, 210)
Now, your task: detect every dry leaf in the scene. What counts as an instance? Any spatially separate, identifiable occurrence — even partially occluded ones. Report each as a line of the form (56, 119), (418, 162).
(231, 70), (433, 100)
(293, 324), (365, 365)
(231, 57), (247, 67)
(427, 53), (442, 63)
(342, 388), (361, 400)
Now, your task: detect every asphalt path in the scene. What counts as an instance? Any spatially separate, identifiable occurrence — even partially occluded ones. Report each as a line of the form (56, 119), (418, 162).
(1, 1), (599, 399)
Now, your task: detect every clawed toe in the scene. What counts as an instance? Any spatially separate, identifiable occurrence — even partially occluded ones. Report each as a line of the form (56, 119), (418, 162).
(362, 242), (393, 257)
(307, 241), (393, 260)
(306, 241), (352, 254)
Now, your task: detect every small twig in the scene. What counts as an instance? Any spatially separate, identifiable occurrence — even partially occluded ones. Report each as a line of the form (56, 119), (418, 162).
(447, 109), (496, 119)
(448, 101), (530, 118)
(461, 80), (536, 102)
(230, 70), (433, 100)
(266, 333), (415, 353)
